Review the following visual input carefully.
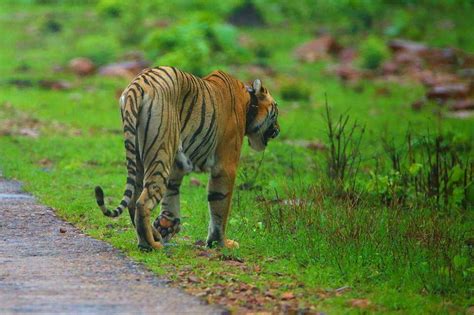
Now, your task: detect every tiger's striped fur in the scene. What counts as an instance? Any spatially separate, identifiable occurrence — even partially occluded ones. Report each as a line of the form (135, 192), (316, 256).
(95, 66), (279, 250)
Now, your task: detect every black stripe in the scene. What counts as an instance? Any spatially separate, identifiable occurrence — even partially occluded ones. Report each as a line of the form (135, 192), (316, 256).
(181, 94), (198, 133)
(186, 96), (206, 153)
(126, 177), (136, 186)
(143, 117), (164, 163)
(141, 97), (153, 161)
(208, 191), (228, 202)
(167, 182), (180, 191)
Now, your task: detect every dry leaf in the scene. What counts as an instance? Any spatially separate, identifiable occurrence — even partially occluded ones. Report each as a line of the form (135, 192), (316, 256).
(281, 292), (295, 300)
(348, 298), (371, 309)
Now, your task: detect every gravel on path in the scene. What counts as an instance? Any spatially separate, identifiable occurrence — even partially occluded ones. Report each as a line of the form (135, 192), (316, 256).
(0, 177), (225, 314)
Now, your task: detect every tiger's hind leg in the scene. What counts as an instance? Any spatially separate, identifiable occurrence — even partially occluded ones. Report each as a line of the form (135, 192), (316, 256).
(133, 95), (179, 250)
(135, 186), (163, 251)
(153, 167), (184, 243)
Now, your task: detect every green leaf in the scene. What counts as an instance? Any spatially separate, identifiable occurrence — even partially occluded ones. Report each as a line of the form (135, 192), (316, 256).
(450, 165), (463, 183)
(408, 163), (423, 176)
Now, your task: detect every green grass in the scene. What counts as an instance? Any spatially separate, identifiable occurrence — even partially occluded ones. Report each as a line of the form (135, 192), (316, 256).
(1, 2), (473, 313)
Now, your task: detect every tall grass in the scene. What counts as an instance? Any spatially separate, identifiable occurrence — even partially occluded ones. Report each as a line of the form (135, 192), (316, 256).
(253, 104), (473, 296)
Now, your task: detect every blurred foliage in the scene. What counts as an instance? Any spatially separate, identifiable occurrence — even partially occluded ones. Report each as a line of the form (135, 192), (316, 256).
(143, 14), (250, 75)
(92, 0), (474, 72)
(75, 35), (120, 65)
(358, 36), (390, 70)
(280, 79), (312, 102)
(96, 0), (249, 74)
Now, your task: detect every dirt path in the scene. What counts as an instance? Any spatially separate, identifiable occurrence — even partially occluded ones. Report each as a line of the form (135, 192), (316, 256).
(0, 177), (225, 314)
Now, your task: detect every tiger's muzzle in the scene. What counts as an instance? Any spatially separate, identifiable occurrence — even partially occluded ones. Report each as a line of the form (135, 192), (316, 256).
(263, 121), (280, 145)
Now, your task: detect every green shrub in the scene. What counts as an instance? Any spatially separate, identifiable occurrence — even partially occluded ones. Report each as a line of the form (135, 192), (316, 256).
(358, 36), (390, 70)
(279, 79), (311, 102)
(75, 35), (120, 65)
(143, 13), (250, 75)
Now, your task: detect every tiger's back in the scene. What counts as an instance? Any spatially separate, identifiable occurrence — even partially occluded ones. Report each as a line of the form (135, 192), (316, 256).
(124, 67), (248, 172)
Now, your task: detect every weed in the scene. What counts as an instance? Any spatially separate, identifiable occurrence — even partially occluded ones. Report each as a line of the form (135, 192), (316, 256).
(323, 98), (365, 195)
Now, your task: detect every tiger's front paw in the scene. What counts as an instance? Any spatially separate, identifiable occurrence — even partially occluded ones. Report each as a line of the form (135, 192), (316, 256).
(153, 211), (181, 243)
(224, 239), (239, 249)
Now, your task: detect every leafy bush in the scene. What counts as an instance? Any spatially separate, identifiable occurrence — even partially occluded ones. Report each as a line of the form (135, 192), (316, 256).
(279, 79), (311, 102)
(75, 35), (120, 65)
(376, 131), (474, 210)
(358, 36), (390, 70)
(143, 14), (251, 75)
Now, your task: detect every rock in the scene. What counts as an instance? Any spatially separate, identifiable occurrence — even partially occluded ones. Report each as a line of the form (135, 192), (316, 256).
(382, 61), (399, 75)
(338, 47), (358, 64)
(348, 298), (371, 309)
(388, 39), (428, 55)
(421, 47), (459, 69)
(18, 128), (39, 138)
(98, 60), (149, 79)
(393, 51), (423, 68)
(294, 35), (342, 63)
(194, 240), (206, 247)
(331, 64), (362, 82)
(189, 177), (202, 187)
(69, 57), (96, 76)
(449, 99), (474, 111)
(416, 70), (459, 87)
(187, 276), (200, 284)
(427, 83), (471, 101)
(445, 110), (474, 119)
(411, 99), (425, 111)
(39, 80), (72, 90)
(335, 286), (351, 295)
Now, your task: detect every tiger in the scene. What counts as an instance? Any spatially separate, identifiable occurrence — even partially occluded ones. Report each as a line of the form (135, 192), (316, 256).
(94, 66), (280, 250)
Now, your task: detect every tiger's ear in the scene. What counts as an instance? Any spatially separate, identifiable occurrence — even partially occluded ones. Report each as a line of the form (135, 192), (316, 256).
(252, 79), (262, 96)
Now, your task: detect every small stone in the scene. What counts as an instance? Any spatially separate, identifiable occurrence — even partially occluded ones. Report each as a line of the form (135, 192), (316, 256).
(194, 240), (206, 247)
(294, 35), (342, 63)
(98, 60), (149, 79)
(69, 57), (96, 76)
(411, 99), (425, 111)
(187, 275), (200, 283)
(427, 83), (470, 101)
(189, 177), (202, 187)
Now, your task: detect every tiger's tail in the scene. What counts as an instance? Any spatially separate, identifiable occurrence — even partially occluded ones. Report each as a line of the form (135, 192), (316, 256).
(94, 82), (143, 218)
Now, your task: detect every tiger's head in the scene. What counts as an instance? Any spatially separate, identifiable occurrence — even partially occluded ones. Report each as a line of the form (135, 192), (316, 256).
(246, 79), (280, 152)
